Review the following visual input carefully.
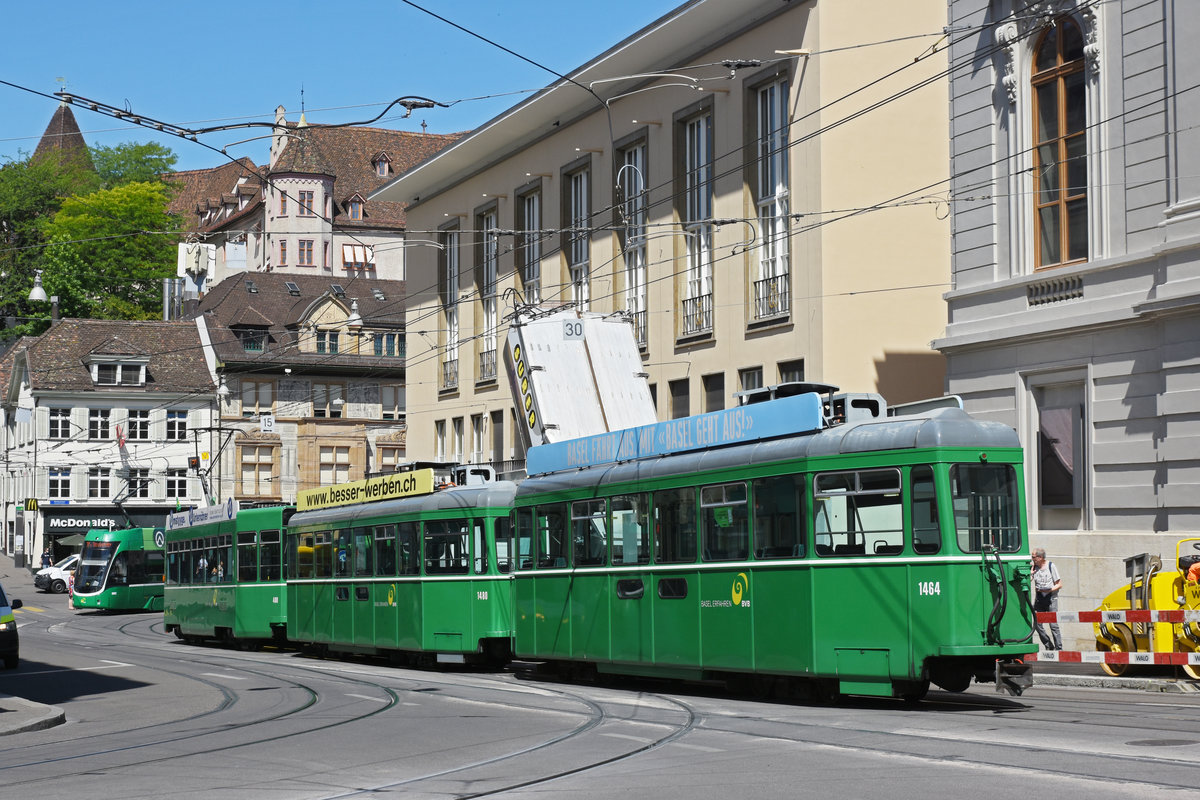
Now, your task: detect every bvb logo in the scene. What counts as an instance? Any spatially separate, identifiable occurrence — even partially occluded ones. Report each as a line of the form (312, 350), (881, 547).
(387, 585), (396, 607)
(731, 572), (749, 606)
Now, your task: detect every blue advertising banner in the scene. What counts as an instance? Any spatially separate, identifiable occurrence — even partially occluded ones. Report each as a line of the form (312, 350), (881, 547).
(525, 392), (824, 475)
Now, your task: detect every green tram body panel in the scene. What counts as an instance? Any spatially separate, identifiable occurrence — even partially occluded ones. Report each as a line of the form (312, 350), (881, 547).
(164, 506), (289, 640)
(511, 406), (1036, 692)
(73, 527), (166, 612)
(286, 482), (518, 658)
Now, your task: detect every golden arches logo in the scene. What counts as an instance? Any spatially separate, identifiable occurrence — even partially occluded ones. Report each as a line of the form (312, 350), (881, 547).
(732, 572), (749, 606)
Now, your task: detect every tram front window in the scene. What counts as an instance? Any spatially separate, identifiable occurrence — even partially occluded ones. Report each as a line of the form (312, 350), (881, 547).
(77, 541), (118, 593)
(950, 463), (1021, 553)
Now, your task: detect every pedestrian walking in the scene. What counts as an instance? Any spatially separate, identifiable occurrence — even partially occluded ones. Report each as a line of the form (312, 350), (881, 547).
(1032, 548), (1063, 650)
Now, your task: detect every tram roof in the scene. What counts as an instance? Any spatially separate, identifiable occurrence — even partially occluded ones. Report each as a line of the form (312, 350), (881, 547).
(516, 407), (1020, 495)
(288, 481), (520, 529)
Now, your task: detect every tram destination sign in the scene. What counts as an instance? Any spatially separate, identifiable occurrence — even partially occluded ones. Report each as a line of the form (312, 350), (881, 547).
(526, 392), (825, 475)
(296, 469), (435, 512)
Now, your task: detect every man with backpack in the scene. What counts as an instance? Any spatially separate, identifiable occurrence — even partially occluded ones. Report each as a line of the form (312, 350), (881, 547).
(1032, 548), (1063, 650)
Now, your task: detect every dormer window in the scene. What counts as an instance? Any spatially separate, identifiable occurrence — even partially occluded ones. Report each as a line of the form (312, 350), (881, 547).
(92, 362), (146, 386)
(374, 158), (390, 177)
(348, 200), (363, 220)
(236, 327), (268, 353)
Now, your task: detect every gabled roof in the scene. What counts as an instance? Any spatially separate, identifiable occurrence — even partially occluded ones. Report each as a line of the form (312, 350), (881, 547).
(194, 272), (406, 372)
(32, 102), (94, 171)
(166, 157), (261, 231)
(19, 319), (213, 393)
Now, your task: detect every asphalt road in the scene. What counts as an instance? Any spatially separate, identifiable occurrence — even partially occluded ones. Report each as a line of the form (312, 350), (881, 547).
(4, 562), (1200, 799)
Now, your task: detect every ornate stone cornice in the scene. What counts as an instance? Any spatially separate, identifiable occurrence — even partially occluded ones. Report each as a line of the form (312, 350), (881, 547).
(994, 1), (1100, 106)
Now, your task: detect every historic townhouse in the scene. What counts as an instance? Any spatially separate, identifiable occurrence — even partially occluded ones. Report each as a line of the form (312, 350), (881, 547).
(192, 272), (407, 505)
(167, 110), (461, 289)
(374, 0), (952, 472)
(937, 0), (1200, 617)
(1, 320), (217, 566)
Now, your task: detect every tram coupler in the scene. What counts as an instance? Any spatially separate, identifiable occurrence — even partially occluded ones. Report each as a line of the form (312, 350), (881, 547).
(995, 659), (1032, 696)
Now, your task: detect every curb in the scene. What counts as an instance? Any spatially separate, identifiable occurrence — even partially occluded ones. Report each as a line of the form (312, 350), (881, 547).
(1033, 673), (1200, 693)
(0, 695), (66, 735)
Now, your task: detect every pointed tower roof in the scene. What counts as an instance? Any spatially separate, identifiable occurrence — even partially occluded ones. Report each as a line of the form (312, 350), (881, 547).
(32, 101), (94, 171)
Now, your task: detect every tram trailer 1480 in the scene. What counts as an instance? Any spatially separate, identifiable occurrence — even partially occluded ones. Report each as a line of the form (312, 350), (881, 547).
(72, 527), (166, 611)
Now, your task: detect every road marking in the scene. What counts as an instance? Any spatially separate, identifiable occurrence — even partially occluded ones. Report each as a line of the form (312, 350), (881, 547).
(200, 672), (248, 680)
(600, 733), (653, 743)
(667, 742), (724, 753)
(346, 693), (389, 703)
(13, 605), (46, 613)
(14, 661), (132, 676)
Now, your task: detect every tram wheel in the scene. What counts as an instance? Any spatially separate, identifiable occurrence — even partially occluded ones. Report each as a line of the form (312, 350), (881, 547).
(809, 679), (841, 705)
(896, 679), (930, 703)
(1098, 622), (1135, 677)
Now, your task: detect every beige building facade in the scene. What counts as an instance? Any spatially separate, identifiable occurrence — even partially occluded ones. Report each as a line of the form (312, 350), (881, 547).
(375, 0), (951, 469)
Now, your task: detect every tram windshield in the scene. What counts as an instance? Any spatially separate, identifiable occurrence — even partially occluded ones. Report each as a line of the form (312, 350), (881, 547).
(950, 463), (1021, 553)
(76, 541), (119, 593)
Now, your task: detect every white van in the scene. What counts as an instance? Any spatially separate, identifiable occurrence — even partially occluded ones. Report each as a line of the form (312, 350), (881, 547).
(34, 554), (79, 594)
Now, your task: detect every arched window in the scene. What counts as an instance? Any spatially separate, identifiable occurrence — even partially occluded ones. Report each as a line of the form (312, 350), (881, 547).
(1032, 17), (1087, 269)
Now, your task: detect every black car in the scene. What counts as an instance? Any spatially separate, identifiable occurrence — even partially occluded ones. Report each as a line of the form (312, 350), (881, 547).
(0, 581), (22, 669)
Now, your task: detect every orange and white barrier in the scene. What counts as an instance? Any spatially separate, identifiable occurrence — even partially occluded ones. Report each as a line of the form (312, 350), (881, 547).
(1027, 609), (1200, 665)
(1036, 609), (1200, 624)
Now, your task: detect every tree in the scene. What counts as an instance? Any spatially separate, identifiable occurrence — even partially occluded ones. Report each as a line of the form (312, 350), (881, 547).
(41, 181), (181, 320)
(89, 142), (178, 189)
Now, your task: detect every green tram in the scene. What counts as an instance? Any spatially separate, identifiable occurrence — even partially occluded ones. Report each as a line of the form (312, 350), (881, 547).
(285, 478), (518, 666)
(163, 501), (290, 646)
(509, 387), (1036, 700)
(73, 527), (166, 611)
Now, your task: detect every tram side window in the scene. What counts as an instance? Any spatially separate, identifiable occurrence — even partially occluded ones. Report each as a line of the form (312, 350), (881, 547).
(425, 519), (470, 574)
(109, 552), (129, 586)
(218, 535), (233, 582)
(291, 533), (315, 579)
(238, 532), (258, 582)
(332, 528), (353, 577)
(473, 520), (488, 574)
(950, 463), (1021, 553)
(701, 483), (749, 561)
(572, 500), (607, 567)
(145, 551), (164, 584)
(353, 527), (373, 576)
(397, 522), (420, 575)
(611, 494), (651, 565)
(535, 504), (568, 568)
(260, 530), (282, 581)
(167, 545), (181, 585)
(374, 525), (397, 577)
(495, 516), (514, 573)
(514, 508), (535, 570)
(654, 488), (697, 564)
(911, 466), (941, 555)
(813, 469), (903, 556)
(752, 474), (805, 559)
(314, 532), (333, 578)
(127, 550), (149, 584)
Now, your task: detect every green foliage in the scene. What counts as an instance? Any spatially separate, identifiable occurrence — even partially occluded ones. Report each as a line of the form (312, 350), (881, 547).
(89, 141), (178, 189)
(41, 181), (181, 320)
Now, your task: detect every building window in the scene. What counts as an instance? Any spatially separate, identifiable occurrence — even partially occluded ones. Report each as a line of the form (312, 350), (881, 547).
(348, 200), (363, 220)
(381, 384), (403, 420)
(49, 408), (71, 439)
(471, 413), (485, 463)
(517, 189), (542, 303)
(680, 109), (713, 335)
(452, 417), (464, 461)
(89, 408), (111, 440)
(439, 228), (460, 390)
(670, 378), (690, 420)
(166, 410), (188, 441)
(319, 445), (351, 485)
(565, 166), (590, 309)
(240, 445), (275, 497)
(1033, 381), (1085, 519)
(316, 330), (340, 354)
(618, 141), (648, 345)
(298, 239), (315, 266)
(703, 373), (725, 413)
(125, 468), (150, 499)
(237, 328), (267, 352)
(313, 382), (345, 418)
(739, 367), (763, 392)
(373, 332), (403, 357)
(478, 208), (499, 379)
(49, 468), (71, 499)
(126, 409), (150, 441)
(754, 74), (791, 319)
(342, 244), (374, 270)
(279, 240), (288, 266)
(778, 359), (804, 383)
(1032, 17), (1087, 269)
(241, 380), (273, 417)
(88, 467), (111, 499)
(279, 192), (288, 215)
(434, 420), (447, 461)
(94, 362), (144, 386)
(377, 445), (402, 472)
(165, 468), (188, 499)
(375, 159), (389, 178)
(298, 190), (316, 217)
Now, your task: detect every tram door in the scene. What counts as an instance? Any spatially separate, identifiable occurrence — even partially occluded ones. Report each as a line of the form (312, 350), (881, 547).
(608, 494), (653, 664)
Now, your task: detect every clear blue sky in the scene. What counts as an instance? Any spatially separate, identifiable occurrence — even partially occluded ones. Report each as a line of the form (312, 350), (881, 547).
(0, 0), (684, 172)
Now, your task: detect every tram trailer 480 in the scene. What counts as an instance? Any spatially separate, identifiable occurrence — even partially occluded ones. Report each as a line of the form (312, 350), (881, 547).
(72, 527), (166, 611)
(163, 503), (290, 646)
(510, 389), (1036, 700)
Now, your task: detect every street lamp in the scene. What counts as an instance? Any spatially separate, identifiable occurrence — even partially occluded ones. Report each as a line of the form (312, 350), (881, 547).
(28, 270), (48, 302)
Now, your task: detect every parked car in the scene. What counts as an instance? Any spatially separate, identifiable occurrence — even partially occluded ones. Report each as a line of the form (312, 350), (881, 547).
(34, 554), (78, 594)
(0, 580), (21, 669)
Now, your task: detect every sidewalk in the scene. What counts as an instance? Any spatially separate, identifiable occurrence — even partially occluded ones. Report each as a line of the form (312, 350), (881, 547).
(1, 549), (67, 735)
